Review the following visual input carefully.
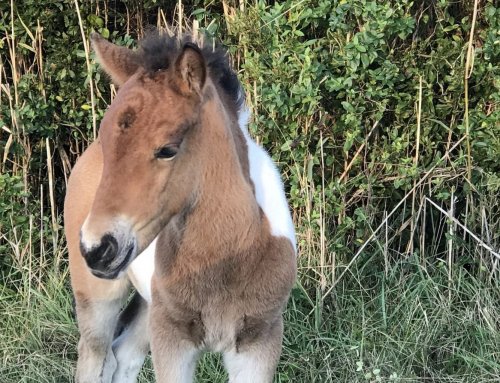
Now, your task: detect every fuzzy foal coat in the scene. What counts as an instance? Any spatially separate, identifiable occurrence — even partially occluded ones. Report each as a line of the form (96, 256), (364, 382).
(65, 31), (296, 383)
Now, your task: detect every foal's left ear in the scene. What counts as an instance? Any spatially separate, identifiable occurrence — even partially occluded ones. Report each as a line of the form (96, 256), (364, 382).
(91, 33), (140, 86)
(173, 43), (206, 97)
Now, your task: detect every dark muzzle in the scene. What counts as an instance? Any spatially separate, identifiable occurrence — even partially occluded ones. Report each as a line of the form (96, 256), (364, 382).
(79, 233), (129, 279)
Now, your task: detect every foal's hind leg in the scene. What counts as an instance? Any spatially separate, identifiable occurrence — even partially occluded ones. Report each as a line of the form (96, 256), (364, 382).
(224, 316), (284, 383)
(112, 292), (150, 383)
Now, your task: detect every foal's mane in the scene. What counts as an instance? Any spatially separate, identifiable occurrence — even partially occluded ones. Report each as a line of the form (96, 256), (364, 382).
(137, 30), (244, 115)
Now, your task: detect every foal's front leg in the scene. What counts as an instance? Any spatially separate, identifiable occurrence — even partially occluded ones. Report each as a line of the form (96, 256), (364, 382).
(223, 316), (284, 383)
(73, 277), (130, 383)
(149, 298), (201, 383)
(111, 292), (150, 383)
(149, 327), (200, 383)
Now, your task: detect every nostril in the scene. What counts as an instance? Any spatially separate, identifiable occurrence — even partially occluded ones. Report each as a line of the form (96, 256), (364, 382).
(80, 233), (119, 270)
(100, 235), (118, 263)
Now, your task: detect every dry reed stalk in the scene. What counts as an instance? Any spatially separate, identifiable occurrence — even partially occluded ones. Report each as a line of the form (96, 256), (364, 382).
(408, 76), (423, 256)
(6, 0), (30, 197)
(319, 131), (326, 290)
(420, 187), (427, 268)
(406, 191), (426, 256)
(40, 185), (45, 283)
(177, 0), (184, 34)
(415, 76), (422, 165)
(1, 126), (13, 171)
(103, 0), (108, 26)
(464, 0), (479, 182)
(303, 153), (314, 269)
(125, 4), (130, 36)
(45, 138), (58, 250)
(73, 0), (97, 139)
(448, 188), (455, 300)
(36, 20), (45, 100)
(480, 205), (486, 279)
(28, 214), (34, 289)
(9, 0), (19, 106)
(192, 20), (199, 44)
(58, 145), (71, 186)
(156, 8), (162, 31)
(384, 210), (388, 276)
(222, 0), (231, 33)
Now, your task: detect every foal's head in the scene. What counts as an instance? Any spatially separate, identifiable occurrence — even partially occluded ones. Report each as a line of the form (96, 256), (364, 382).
(80, 33), (210, 279)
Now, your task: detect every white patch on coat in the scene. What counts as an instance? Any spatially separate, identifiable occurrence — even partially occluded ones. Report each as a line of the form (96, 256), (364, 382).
(238, 108), (297, 252)
(127, 237), (156, 303)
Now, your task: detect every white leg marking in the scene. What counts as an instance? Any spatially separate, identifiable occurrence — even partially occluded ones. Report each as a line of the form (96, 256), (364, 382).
(224, 349), (276, 383)
(152, 345), (199, 383)
(111, 304), (149, 383)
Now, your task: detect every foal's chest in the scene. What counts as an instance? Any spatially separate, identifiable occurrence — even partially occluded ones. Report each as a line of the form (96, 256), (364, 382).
(151, 228), (296, 352)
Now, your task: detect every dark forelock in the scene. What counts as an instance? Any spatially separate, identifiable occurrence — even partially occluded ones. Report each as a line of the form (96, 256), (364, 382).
(138, 30), (244, 113)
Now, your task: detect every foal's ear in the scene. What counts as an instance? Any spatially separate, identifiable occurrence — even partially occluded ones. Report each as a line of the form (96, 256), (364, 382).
(173, 43), (206, 97)
(91, 33), (140, 86)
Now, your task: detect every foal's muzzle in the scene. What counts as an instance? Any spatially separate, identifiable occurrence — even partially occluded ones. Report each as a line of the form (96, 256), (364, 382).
(79, 233), (135, 279)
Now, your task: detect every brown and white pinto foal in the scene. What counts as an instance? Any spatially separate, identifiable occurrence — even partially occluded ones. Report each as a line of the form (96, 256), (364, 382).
(64, 31), (296, 383)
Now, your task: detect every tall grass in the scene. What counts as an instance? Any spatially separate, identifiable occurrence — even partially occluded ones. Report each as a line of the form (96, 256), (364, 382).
(1, 0), (499, 382)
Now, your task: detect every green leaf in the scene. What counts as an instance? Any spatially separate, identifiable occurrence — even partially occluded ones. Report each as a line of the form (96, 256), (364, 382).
(100, 28), (110, 39)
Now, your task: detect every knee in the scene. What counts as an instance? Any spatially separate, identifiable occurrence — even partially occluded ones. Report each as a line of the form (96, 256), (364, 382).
(79, 331), (111, 357)
(235, 313), (283, 353)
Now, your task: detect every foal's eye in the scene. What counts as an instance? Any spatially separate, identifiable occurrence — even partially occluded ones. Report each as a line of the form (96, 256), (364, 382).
(155, 145), (178, 160)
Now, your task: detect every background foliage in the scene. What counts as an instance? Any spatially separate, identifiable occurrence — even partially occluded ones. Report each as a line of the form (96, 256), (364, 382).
(1, 0), (499, 382)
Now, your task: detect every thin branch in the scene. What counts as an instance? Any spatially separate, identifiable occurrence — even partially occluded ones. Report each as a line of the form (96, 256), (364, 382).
(426, 197), (500, 261)
(339, 118), (380, 183)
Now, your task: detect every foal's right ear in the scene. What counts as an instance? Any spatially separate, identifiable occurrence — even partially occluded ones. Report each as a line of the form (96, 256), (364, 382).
(91, 33), (140, 86)
(173, 43), (206, 97)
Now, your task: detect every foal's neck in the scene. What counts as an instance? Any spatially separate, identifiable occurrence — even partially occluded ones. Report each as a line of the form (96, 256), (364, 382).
(187, 91), (262, 253)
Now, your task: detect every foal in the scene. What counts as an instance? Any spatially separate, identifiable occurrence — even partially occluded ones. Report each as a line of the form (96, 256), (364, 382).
(64, 31), (296, 383)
